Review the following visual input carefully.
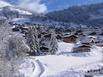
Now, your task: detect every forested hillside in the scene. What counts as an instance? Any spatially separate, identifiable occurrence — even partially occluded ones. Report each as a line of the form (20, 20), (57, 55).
(46, 3), (103, 26)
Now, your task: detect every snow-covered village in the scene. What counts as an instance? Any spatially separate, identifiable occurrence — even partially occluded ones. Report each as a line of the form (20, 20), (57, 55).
(0, 0), (103, 77)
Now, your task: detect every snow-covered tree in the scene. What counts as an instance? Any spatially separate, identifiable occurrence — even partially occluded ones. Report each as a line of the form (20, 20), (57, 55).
(49, 29), (58, 54)
(0, 34), (30, 77)
(0, 23), (20, 77)
(6, 35), (30, 60)
(25, 26), (40, 55)
(36, 26), (58, 55)
(25, 26), (58, 55)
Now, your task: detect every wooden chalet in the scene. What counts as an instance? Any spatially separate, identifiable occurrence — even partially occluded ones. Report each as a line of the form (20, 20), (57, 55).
(63, 35), (78, 43)
(72, 44), (91, 53)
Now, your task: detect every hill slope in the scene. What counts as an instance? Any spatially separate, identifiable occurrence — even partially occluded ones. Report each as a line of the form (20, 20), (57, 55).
(0, 0), (13, 8)
(46, 3), (103, 26)
(0, 0), (32, 19)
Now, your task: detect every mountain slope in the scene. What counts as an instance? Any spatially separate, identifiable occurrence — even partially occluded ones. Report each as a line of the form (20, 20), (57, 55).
(0, 0), (12, 8)
(0, 0), (32, 20)
(46, 3), (103, 26)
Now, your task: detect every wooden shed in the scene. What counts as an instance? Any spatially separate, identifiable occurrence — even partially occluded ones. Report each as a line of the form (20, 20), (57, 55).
(72, 45), (91, 53)
(81, 36), (96, 45)
(63, 35), (78, 43)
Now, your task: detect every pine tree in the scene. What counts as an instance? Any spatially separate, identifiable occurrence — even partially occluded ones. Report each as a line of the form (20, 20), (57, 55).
(25, 26), (40, 56)
(49, 29), (58, 54)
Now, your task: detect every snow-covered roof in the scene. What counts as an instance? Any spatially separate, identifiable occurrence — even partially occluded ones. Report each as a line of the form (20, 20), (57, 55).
(63, 35), (78, 38)
(81, 36), (96, 44)
(88, 35), (97, 39)
(73, 43), (91, 48)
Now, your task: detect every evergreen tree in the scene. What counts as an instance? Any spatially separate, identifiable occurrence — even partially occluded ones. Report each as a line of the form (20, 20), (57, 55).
(25, 26), (40, 55)
(49, 29), (58, 54)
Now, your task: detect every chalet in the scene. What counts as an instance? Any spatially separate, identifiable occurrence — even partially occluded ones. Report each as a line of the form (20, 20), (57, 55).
(96, 40), (103, 47)
(72, 44), (91, 53)
(12, 26), (20, 32)
(12, 25), (29, 33)
(40, 46), (49, 53)
(63, 32), (70, 36)
(81, 36), (96, 45)
(97, 44), (103, 47)
(89, 32), (97, 35)
(63, 35), (78, 43)
(74, 29), (83, 35)
(20, 26), (29, 34)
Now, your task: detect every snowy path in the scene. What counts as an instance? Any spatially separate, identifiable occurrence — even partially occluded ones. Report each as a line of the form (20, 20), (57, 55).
(18, 59), (45, 77)
(34, 60), (45, 77)
(19, 55), (103, 76)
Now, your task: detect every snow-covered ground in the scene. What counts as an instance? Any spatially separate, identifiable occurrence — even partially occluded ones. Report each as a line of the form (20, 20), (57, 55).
(11, 18), (31, 24)
(17, 42), (103, 77)
(0, 0), (13, 8)
(57, 42), (75, 55)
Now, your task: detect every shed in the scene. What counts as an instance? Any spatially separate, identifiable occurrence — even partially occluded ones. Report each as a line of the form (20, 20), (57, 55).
(72, 45), (91, 53)
(63, 35), (78, 43)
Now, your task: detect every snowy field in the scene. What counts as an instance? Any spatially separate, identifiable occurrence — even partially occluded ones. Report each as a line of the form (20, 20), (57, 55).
(17, 42), (103, 77)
